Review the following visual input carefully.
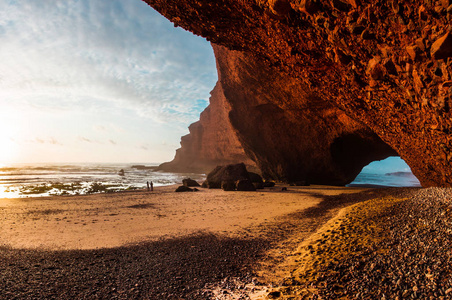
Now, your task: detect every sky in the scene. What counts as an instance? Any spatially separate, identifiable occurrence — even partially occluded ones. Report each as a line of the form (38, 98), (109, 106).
(0, 0), (217, 164)
(0, 0), (415, 177)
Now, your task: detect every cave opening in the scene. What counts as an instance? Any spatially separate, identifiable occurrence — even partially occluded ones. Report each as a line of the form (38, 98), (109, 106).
(348, 157), (421, 187)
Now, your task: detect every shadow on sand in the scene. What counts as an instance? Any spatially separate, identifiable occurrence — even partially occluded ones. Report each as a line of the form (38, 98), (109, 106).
(0, 187), (416, 299)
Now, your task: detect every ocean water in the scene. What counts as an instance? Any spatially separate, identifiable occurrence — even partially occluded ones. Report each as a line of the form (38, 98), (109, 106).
(0, 162), (421, 198)
(0, 163), (206, 198)
(348, 171), (421, 188)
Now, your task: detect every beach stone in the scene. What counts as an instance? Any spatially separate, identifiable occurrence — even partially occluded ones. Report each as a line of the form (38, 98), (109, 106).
(175, 186), (194, 192)
(203, 163), (250, 189)
(182, 178), (200, 187)
(236, 180), (256, 191)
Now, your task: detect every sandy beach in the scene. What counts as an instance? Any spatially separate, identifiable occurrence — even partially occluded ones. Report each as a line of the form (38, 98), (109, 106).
(1, 184), (438, 299)
(0, 184), (368, 250)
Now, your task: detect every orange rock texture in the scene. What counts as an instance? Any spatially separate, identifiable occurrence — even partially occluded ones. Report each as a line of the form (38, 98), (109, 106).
(213, 44), (396, 184)
(147, 0), (452, 187)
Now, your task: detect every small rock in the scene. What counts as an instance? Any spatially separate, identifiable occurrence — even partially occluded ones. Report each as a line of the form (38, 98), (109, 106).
(175, 186), (193, 192)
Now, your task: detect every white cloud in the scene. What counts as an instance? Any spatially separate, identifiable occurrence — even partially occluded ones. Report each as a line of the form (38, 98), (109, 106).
(77, 136), (92, 143)
(0, 0), (217, 125)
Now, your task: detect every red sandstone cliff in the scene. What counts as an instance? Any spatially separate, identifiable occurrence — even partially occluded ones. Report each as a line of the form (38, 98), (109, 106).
(161, 43), (396, 185)
(146, 0), (452, 187)
(212, 44), (396, 184)
(158, 81), (256, 174)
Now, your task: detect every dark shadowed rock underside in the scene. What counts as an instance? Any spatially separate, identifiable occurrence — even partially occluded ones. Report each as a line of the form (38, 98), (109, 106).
(149, 0), (452, 187)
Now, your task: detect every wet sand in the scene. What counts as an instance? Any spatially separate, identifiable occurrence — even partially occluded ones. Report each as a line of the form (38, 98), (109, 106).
(0, 184), (410, 299)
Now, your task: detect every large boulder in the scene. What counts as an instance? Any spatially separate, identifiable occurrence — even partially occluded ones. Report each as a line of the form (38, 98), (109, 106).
(248, 172), (264, 189)
(221, 180), (236, 191)
(236, 179), (256, 191)
(248, 172), (263, 183)
(203, 163), (250, 188)
(182, 178), (200, 187)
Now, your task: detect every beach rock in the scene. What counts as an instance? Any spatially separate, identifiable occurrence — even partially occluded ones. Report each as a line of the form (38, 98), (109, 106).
(182, 178), (200, 187)
(203, 163), (250, 189)
(236, 180), (256, 191)
(175, 186), (194, 192)
(221, 180), (236, 191)
(263, 181), (276, 188)
(248, 172), (263, 184)
(145, 0), (452, 187)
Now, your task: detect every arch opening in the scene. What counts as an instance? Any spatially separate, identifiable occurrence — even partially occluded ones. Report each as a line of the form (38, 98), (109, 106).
(348, 157), (421, 187)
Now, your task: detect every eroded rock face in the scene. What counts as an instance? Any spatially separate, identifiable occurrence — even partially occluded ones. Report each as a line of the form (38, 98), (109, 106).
(162, 43), (396, 185)
(213, 44), (396, 185)
(158, 82), (256, 174)
(145, 0), (452, 187)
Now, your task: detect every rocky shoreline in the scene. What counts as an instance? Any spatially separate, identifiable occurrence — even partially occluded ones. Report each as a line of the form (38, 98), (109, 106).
(266, 187), (452, 299)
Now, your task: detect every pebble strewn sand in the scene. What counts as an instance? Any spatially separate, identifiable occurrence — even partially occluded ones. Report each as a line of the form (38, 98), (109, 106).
(3, 186), (447, 299)
(266, 187), (452, 300)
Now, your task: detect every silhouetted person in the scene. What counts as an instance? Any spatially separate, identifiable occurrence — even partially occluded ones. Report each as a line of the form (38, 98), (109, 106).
(151, 181), (154, 191)
(146, 181), (150, 192)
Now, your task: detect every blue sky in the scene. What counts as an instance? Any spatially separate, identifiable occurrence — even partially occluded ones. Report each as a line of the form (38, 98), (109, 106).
(361, 157), (412, 174)
(0, 0), (217, 164)
(0, 0), (415, 177)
